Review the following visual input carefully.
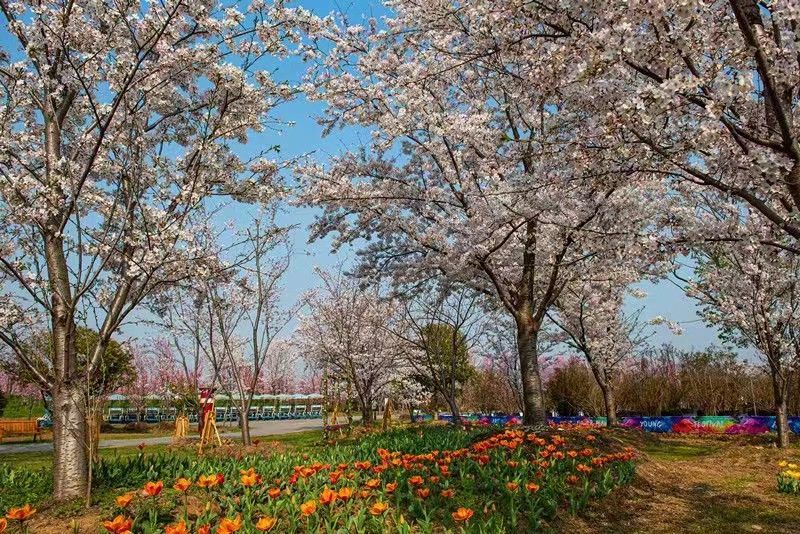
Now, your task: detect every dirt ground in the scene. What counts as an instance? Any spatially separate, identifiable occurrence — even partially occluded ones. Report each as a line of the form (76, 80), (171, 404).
(561, 431), (800, 534)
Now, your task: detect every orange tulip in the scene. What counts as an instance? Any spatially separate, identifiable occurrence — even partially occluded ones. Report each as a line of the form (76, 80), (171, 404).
(441, 489), (455, 498)
(408, 475), (424, 486)
(298, 467), (315, 478)
(415, 487), (430, 499)
(197, 525), (211, 534)
(452, 507), (474, 522)
(525, 482), (540, 493)
(506, 482), (519, 492)
(164, 521), (188, 534)
(267, 487), (282, 499)
(217, 515), (242, 534)
(360, 489), (371, 499)
(5, 505), (35, 522)
(429, 476), (439, 484)
(255, 516), (278, 532)
(197, 474), (219, 488)
(102, 515), (132, 534)
(329, 471), (342, 484)
(365, 478), (381, 489)
(173, 478), (192, 492)
(369, 501), (389, 516)
(0, 518), (6, 533)
(241, 472), (258, 487)
(320, 486), (337, 506)
(385, 482), (398, 493)
(142, 480), (163, 497)
(337, 487), (353, 501)
(114, 493), (134, 508)
(300, 500), (317, 517)
(565, 475), (580, 485)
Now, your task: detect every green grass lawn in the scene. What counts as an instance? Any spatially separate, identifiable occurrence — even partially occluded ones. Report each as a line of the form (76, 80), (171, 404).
(0, 430), (323, 471)
(639, 439), (720, 461)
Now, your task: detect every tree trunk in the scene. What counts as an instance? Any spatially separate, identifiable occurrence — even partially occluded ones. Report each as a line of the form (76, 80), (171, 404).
(588, 365), (618, 426)
(516, 316), (547, 426)
(52, 383), (88, 500)
(360, 397), (373, 425)
(600, 384), (618, 427)
(773, 378), (789, 448)
(240, 400), (252, 446)
(444, 395), (462, 426)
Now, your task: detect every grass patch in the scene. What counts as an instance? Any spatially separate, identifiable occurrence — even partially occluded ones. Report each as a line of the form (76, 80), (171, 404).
(0, 431), (323, 472)
(685, 501), (800, 533)
(640, 440), (719, 461)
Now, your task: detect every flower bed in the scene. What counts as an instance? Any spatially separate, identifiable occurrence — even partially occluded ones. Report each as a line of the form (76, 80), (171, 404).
(91, 427), (634, 532)
(2, 426), (636, 532)
(778, 460), (800, 494)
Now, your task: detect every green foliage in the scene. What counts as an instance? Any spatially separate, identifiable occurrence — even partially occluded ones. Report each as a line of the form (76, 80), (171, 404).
(410, 323), (474, 394)
(0, 463), (52, 511)
(5, 327), (135, 397)
(349, 425), (485, 456)
(778, 469), (800, 494)
(0, 394), (46, 418)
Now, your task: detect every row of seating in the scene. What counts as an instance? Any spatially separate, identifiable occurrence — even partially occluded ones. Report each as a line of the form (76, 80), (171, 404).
(106, 405), (324, 424)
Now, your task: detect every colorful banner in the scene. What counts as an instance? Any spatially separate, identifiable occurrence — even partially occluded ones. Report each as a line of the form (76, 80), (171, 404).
(417, 413), (800, 434)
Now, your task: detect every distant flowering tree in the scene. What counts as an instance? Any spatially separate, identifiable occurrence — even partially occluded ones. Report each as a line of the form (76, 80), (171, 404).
(121, 346), (161, 423)
(181, 216), (295, 445)
(0, 0), (296, 498)
(295, 268), (406, 425)
(680, 216), (800, 447)
(260, 339), (299, 395)
(550, 284), (652, 426)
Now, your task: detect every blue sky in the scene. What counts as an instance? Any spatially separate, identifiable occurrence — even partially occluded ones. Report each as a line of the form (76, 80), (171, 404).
(0, 0), (728, 353)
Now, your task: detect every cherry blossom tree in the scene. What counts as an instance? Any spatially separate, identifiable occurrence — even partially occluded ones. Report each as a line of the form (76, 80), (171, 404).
(259, 339), (299, 394)
(149, 338), (202, 412)
(568, 0), (800, 247)
(550, 284), (652, 426)
(0, 0), (295, 498)
(386, 1), (800, 249)
(294, 2), (666, 426)
(679, 215), (800, 447)
(295, 267), (406, 425)
(121, 346), (160, 424)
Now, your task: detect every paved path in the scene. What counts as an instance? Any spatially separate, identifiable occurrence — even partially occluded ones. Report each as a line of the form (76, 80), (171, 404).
(0, 418), (323, 455)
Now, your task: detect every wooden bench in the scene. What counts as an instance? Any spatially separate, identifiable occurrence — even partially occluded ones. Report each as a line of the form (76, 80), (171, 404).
(0, 419), (41, 443)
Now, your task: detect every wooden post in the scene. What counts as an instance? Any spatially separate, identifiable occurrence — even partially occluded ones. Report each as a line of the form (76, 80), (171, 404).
(174, 415), (189, 440)
(198, 410), (221, 453)
(382, 398), (392, 431)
